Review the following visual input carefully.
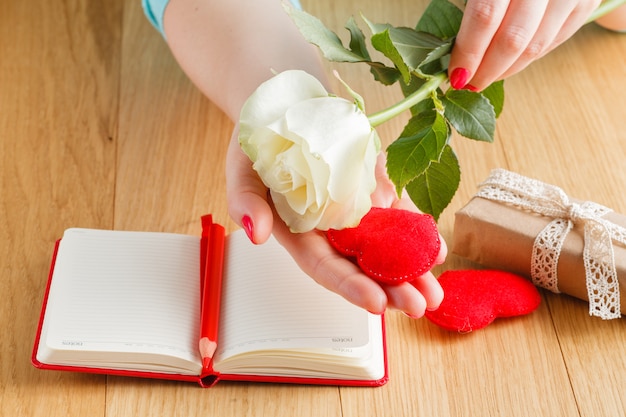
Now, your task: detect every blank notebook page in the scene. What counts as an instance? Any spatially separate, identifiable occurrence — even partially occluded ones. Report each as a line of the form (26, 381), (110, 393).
(39, 228), (201, 367)
(214, 230), (371, 363)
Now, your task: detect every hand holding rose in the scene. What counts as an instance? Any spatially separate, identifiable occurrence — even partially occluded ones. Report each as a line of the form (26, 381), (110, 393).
(228, 126), (446, 317)
(157, 0), (446, 317)
(232, 70), (445, 317)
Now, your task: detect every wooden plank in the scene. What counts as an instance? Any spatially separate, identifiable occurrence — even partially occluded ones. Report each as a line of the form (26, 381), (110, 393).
(0, 0), (121, 415)
(497, 24), (626, 417)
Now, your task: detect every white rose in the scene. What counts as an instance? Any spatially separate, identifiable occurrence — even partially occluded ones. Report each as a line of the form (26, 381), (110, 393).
(239, 70), (380, 232)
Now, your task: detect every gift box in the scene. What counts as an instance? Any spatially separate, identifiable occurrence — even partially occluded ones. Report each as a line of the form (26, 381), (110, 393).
(452, 169), (626, 319)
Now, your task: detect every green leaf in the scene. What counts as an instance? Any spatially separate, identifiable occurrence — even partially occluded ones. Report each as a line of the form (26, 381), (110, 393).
(386, 27), (449, 70)
(421, 41), (453, 68)
(285, 5), (367, 63)
(362, 18), (390, 34)
(365, 16), (448, 84)
(345, 16), (371, 61)
(442, 90), (496, 142)
(370, 29), (412, 83)
(405, 145), (460, 221)
(416, 0), (463, 39)
(368, 62), (402, 85)
(480, 80), (505, 118)
(386, 110), (449, 191)
(399, 73), (427, 97)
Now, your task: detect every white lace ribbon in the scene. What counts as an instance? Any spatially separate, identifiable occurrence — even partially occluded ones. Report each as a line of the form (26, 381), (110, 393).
(475, 169), (626, 320)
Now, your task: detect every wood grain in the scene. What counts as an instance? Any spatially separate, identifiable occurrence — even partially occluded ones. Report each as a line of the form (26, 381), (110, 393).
(3, 0), (626, 416)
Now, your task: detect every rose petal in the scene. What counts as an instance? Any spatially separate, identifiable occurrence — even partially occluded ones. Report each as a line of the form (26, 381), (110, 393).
(285, 97), (379, 202)
(238, 70), (379, 232)
(271, 190), (327, 232)
(240, 71), (329, 159)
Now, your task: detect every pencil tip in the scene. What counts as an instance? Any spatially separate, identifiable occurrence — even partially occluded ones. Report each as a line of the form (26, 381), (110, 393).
(199, 337), (218, 369)
(202, 356), (211, 370)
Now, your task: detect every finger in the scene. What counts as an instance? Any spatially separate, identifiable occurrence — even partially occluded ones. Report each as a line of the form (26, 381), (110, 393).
(225, 128), (274, 244)
(498, 0), (600, 80)
(436, 237), (448, 265)
(448, 0), (511, 88)
(389, 192), (419, 212)
(494, 17), (563, 80)
(381, 281), (428, 318)
(371, 152), (425, 211)
(550, 0), (601, 44)
(469, 0), (548, 89)
(410, 272), (444, 311)
(271, 216), (389, 314)
(370, 152), (397, 208)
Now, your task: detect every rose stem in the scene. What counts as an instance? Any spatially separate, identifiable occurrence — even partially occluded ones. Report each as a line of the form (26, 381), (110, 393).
(367, 72), (446, 128)
(588, 0), (626, 22)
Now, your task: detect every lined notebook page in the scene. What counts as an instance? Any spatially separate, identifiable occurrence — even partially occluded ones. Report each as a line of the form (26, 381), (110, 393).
(214, 230), (371, 365)
(38, 228), (202, 374)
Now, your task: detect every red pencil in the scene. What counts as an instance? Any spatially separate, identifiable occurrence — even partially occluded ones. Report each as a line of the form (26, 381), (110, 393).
(199, 216), (225, 372)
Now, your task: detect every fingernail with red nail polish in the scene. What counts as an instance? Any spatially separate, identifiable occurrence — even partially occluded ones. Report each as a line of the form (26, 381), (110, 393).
(242, 215), (255, 244)
(450, 67), (471, 89)
(465, 84), (479, 92)
(403, 311), (424, 319)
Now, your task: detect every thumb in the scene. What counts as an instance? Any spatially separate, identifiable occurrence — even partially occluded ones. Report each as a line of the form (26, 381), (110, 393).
(226, 127), (274, 245)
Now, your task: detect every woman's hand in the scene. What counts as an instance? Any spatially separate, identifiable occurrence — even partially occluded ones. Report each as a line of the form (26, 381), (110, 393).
(448, 0), (601, 91)
(164, 0), (449, 318)
(226, 127), (446, 318)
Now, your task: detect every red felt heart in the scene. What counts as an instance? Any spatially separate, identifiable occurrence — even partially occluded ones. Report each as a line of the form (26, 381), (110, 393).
(425, 270), (541, 332)
(326, 207), (441, 285)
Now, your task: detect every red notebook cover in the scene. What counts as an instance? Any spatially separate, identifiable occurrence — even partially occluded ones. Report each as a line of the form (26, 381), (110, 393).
(31, 216), (389, 388)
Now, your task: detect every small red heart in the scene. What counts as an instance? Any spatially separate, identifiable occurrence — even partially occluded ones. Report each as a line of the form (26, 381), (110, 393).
(425, 270), (541, 332)
(326, 207), (441, 285)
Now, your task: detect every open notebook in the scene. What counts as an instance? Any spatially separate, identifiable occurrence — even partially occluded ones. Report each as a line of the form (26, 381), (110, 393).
(32, 216), (387, 387)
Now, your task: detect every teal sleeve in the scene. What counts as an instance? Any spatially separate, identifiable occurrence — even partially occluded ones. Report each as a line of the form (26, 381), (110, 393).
(142, 0), (303, 38)
(142, 0), (170, 37)
(290, 0), (303, 10)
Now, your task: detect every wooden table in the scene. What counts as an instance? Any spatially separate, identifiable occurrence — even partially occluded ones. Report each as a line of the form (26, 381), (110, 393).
(2, 0), (626, 416)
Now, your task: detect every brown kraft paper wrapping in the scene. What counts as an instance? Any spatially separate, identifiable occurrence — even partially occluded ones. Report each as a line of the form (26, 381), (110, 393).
(452, 196), (626, 315)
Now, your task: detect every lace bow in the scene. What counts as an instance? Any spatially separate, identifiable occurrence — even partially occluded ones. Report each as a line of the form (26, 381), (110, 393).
(476, 169), (626, 320)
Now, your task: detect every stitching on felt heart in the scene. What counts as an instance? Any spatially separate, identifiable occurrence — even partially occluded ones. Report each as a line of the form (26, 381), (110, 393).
(326, 212), (441, 283)
(326, 232), (439, 282)
(424, 270), (541, 332)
